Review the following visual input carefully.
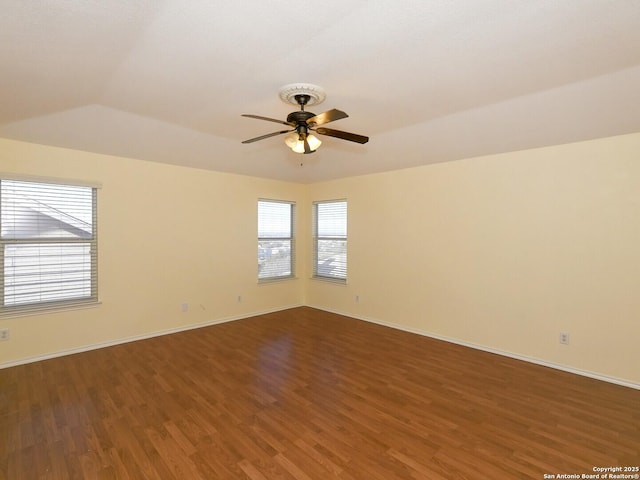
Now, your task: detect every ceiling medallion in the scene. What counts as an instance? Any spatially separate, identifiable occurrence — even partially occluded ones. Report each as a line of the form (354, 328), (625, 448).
(278, 83), (326, 107)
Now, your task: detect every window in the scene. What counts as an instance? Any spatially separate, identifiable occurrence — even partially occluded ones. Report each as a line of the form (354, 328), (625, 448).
(313, 199), (347, 282)
(0, 177), (98, 315)
(258, 200), (295, 281)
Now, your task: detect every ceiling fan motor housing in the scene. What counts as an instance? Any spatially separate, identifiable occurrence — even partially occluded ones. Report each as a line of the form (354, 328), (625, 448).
(287, 110), (315, 126)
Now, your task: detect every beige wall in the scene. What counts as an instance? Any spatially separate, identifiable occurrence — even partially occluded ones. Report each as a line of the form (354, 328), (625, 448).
(306, 132), (640, 385)
(0, 138), (306, 364)
(2, 133), (639, 386)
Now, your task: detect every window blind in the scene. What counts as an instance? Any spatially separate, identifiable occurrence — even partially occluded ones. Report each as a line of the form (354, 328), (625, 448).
(0, 178), (98, 314)
(313, 200), (347, 281)
(258, 200), (295, 281)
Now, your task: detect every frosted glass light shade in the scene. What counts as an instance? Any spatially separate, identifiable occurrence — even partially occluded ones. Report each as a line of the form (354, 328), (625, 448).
(307, 134), (322, 151)
(284, 132), (299, 149)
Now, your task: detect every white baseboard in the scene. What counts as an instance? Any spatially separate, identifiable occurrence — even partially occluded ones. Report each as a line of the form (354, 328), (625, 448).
(0, 304), (303, 369)
(309, 305), (640, 391)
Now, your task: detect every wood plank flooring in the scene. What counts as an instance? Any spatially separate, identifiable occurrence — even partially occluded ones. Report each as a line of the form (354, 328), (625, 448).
(1, 307), (638, 479)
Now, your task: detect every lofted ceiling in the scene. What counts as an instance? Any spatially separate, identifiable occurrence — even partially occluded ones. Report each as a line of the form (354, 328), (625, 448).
(2, 1), (640, 183)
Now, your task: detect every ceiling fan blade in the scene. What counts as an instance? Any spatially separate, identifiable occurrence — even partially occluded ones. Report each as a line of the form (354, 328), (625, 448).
(241, 114), (293, 126)
(306, 109), (348, 126)
(315, 127), (369, 144)
(242, 130), (291, 144)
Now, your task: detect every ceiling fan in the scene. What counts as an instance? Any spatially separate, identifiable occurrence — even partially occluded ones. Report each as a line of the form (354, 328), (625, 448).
(241, 83), (369, 154)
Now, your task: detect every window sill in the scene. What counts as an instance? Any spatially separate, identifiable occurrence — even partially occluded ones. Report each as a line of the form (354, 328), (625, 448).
(0, 300), (101, 319)
(258, 276), (298, 285)
(311, 275), (347, 285)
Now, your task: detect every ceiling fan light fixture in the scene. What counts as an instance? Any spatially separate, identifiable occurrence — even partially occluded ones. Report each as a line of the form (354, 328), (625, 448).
(286, 133), (321, 153)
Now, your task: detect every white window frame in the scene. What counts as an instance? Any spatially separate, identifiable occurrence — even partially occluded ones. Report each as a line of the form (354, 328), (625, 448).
(313, 199), (347, 283)
(0, 174), (99, 317)
(258, 199), (295, 282)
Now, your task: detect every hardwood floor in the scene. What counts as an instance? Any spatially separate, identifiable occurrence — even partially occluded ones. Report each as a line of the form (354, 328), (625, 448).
(1, 307), (638, 479)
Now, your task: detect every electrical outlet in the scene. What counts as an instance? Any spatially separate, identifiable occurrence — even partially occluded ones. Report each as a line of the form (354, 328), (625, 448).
(181, 303), (189, 313)
(355, 294), (360, 303)
(0, 328), (9, 341)
(237, 295), (242, 302)
(559, 332), (570, 345)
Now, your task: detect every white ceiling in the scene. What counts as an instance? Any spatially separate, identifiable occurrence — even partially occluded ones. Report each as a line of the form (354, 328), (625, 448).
(2, 0), (640, 183)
